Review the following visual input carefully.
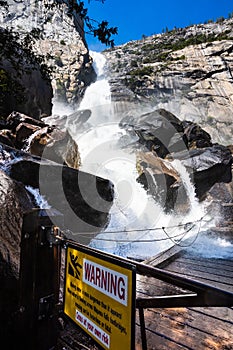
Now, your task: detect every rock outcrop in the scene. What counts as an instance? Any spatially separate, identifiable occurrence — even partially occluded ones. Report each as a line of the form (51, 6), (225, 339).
(0, 27), (53, 119)
(10, 158), (114, 235)
(0, 0), (96, 109)
(120, 108), (233, 211)
(104, 18), (233, 146)
(0, 139), (114, 234)
(0, 110), (114, 234)
(0, 111), (81, 168)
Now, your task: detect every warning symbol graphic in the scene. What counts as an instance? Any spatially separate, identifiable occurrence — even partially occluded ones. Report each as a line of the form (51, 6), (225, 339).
(68, 252), (82, 279)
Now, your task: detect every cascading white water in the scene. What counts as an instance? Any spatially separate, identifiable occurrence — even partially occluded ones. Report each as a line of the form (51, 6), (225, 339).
(66, 51), (211, 259)
(79, 51), (111, 110)
(25, 186), (51, 209)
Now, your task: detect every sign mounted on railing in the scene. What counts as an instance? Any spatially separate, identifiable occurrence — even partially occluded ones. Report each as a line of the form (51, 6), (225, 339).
(63, 243), (136, 350)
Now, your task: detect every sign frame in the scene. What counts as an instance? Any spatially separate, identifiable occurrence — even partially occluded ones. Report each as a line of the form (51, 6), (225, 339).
(63, 242), (136, 350)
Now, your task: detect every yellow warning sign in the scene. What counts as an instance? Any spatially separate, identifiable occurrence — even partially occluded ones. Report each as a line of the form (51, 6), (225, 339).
(64, 244), (136, 350)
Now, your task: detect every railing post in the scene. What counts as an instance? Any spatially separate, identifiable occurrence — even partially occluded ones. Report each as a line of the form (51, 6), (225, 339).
(139, 306), (147, 350)
(18, 209), (63, 350)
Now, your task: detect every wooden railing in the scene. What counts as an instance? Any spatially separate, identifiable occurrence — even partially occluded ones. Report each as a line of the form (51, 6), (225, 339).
(18, 209), (233, 350)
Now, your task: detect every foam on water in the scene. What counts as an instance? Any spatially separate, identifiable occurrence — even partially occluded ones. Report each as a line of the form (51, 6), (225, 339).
(54, 51), (232, 260)
(26, 186), (51, 209)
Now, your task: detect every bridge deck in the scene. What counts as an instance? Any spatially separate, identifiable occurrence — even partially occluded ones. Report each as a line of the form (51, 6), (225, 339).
(57, 230), (233, 350)
(135, 230), (233, 350)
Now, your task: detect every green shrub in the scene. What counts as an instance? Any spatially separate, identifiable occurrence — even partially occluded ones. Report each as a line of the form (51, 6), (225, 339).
(130, 60), (138, 68)
(129, 66), (154, 77)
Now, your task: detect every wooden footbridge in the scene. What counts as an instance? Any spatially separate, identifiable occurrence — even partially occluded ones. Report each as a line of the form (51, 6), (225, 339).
(16, 210), (233, 350)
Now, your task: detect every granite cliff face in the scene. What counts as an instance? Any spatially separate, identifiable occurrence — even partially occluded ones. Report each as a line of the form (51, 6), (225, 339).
(103, 18), (233, 146)
(0, 27), (53, 119)
(0, 0), (96, 109)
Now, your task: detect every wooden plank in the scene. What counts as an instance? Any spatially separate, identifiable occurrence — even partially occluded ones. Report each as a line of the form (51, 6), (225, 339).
(181, 254), (233, 265)
(156, 307), (233, 341)
(143, 244), (184, 267)
(162, 263), (233, 289)
(163, 260), (233, 281)
(135, 312), (192, 350)
(177, 256), (233, 272)
(136, 275), (189, 296)
(135, 328), (191, 350)
(187, 307), (233, 326)
(163, 271), (233, 292)
(136, 307), (233, 350)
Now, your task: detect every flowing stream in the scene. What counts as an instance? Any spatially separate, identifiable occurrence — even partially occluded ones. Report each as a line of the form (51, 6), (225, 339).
(0, 52), (231, 260)
(65, 51), (212, 259)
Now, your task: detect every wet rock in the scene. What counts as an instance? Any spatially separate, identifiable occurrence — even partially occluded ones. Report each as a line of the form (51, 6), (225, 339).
(68, 109), (92, 125)
(15, 123), (41, 149)
(136, 151), (184, 211)
(126, 109), (233, 207)
(10, 160), (114, 235)
(181, 121), (212, 149)
(120, 109), (186, 158)
(6, 111), (46, 132)
(28, 126), (81, 169)
(120, 108), (214, 158)
(2, 112), (81, 169)
(0, 129), (15, 147)
(169, 144), (233, 199)
(0, 143), (114, 236)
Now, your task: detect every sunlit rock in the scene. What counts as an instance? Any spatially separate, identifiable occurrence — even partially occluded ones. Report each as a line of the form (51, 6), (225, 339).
(168, 144), (233, 200)
(136, 151), (184, 212)
(104, 18), (233, 145)
(0, 0), (96, 106)
(4, 111), (81, 169)
(122, 109), (233, 206)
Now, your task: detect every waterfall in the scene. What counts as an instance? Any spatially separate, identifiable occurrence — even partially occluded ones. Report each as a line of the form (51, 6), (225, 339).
(79, 51), (111, 110)
(65, 51), (211, 260)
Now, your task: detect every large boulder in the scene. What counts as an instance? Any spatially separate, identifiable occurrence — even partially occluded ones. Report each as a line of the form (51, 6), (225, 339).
(0, 143), (114, 240)
(27, 126), (81, 169)
(3, 111), (81, 169)
(120, 109), (213, 157)
(0, 170), (34, 339)
(121, 109), (233, 210)
(169, 144), (233, 199)
(119, 109), (186, 158)
(136, 151), (184, 211)
(6, 111), (46, 132)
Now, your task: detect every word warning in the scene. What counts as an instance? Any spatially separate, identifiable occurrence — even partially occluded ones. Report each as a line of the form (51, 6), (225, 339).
(64, 244), (136, 350)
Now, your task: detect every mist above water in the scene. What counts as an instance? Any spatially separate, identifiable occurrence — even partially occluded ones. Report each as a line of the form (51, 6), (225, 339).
(51, 51), (231, 260)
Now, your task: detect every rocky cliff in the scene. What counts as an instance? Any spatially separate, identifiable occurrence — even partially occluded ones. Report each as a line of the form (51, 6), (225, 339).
(0, 0), (96, 110)
(0, 27), (53, 118)
(103, 18), (233, 146)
